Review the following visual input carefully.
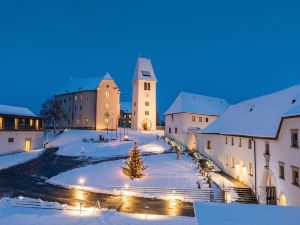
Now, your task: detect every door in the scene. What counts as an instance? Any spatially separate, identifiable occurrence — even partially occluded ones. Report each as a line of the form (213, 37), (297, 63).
(266, 186), (276, 205)
(25, 138), (32, 151)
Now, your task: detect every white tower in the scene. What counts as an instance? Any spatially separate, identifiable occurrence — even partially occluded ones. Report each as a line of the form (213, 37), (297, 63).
(131, 57), (157, 131)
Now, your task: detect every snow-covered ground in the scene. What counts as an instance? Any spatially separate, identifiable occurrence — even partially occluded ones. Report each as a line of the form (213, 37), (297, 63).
(48, 129), (170, 158)
(0, 149), (45, 170)
(0, 197), (196, 225)
(48, 153), (210, 200)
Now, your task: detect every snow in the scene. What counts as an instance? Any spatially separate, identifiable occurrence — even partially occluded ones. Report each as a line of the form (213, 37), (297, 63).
(50, 129), (170, 158)
(102, 72), (113, 80)
(132, 57), (157, 81)
(204, 84), (300, 138)
(164, 92), (229, 116)
(120, 101), (132, 113)
(193, 202), (300, 225)
(47, 153), (207, 199)
(0, 149), (45, 170)
(0, 104), (36, 117)
(0, 197), (196, 225)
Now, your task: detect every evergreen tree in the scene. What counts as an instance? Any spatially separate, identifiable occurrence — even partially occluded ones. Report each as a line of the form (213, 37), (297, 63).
(123, 142), (147, 179)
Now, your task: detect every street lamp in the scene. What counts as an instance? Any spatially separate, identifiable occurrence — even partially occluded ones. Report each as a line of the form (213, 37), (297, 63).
(78, 177), (85, 187)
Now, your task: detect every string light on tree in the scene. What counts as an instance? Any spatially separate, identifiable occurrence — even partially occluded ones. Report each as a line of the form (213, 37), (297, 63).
(122, 142), (147, 180)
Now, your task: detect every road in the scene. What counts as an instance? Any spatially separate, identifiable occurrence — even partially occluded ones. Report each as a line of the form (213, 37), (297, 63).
(0, 148), (194, 217)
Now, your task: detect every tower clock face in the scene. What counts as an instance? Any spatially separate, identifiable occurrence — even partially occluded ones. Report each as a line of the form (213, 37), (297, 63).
(144, 92), (150, 98)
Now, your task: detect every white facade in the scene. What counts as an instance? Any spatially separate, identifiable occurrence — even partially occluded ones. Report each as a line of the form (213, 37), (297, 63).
(131, 57), (157, 131)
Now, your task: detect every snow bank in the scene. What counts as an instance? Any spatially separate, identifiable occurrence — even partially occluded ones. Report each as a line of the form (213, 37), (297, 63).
(0, 197), (196, 225)
(49, 129), (170, 158)
(0, 149), (45, 170)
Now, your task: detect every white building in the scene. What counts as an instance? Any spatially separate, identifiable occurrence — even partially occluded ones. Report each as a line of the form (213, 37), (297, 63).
(0, 104), (44, 155)
(131, 57), (157, 131)
(164, 92), (229, 149)
(198, 84), (300, 206)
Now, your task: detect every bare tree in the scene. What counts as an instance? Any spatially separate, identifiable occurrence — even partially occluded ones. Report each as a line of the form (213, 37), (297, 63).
(40, 98), (67, 133)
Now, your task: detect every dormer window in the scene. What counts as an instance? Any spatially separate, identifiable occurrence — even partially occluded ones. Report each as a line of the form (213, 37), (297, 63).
(142, 71), (151, 77)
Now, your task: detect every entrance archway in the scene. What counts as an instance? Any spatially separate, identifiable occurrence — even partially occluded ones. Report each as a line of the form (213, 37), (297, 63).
(141, 119), (152, 131)
(279, 193), (287, 206)
(260, 169), (277, 205)
(187, 133), (197, 150)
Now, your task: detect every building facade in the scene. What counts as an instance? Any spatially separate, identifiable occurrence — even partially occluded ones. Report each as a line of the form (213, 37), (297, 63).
(131, 57), (157, 131)
(0, 105), (44, 155)
(164, 92), (229, 149)
(119, 102), (132, 128)
(55, 73), (120, 130)
(196, 84), (300, 206)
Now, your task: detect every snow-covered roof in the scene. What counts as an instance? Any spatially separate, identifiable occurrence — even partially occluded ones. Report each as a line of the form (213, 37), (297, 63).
(132, 57), (157, 82)
(194, 202), (300, 225)
(120, 102), (132, 113)
(164, 92), (229, 116)
(0, 104), (36, 117)
(56, 73), (116, 95)
(204, 84), (300, 138)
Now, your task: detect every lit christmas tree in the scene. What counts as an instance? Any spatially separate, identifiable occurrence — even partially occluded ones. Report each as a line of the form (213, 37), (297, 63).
(122, 142), (147, 180)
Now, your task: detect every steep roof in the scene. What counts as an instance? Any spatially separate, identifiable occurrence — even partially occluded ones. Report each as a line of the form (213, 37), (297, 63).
(132, 57), (157, 82)
(0, 104), (36, 117)
(164, 92), (229, 116)
(120, 102), (132, 113)
(203, 84), (300, 138)
(56, 73), (116, 95)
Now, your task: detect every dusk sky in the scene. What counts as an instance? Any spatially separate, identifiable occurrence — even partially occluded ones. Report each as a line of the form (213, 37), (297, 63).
(0, 0), (300, 115)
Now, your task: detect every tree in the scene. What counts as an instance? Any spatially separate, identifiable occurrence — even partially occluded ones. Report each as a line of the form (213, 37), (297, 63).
(123, 142), (147, 180)
(40, 98), (67, 133)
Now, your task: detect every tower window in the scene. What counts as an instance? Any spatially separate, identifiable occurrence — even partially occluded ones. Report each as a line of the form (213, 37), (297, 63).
(105, 91), (110, 98)
(144, 82), (151, 91)
(142, 71), (151, 77)
(74, 95), (78, 101)
(145, 111), (149, 115)
(145, 102), (149, 106)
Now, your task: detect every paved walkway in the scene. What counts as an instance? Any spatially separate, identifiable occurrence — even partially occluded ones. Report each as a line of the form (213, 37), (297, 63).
(0, 148), (194, 217)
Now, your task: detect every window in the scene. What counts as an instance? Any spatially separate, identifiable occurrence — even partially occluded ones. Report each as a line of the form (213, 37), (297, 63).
(171, 114), (174, 122)
(133, 111), (135, 116)
(29, 119), (33, 126)
(199, 117), (202, 122)
(248, 139), (252, 149)
(69, 107), (71, 112)
(85, 118), (89, 124)
(232, 157), (235, 168)
(225, 137), (228, 144)
(134, 102), (136, 107)
(169, 127), (171, 134)
(291, 129), (299, 148)
(80, 106), (83, 111)
(145, 111), (149, 115)
(231, 137), (234, 146)
(207, 141), (212, 149)
(74, 106), (77, 111)
(292, 166), (299, 186)
(265, 141), (270, 155)
(249, 163), (253, 176)
(239, 138), (242, 148)
(206, 117), (209, 122)
(148, 82), (150, 91)
(0, 117), (3, 129)
(80, 94), (83, 100)
(175, 127), (178, 134)
(129, 114), (131, 118)
(35, 120), (39, 130)
(279, 162), (285, 179)
(192, 116), (195, 122)
(74, 95), (78, 101)
(144, 82), (151, 91)
(105, 91), (110, 98)
(76, 119), (80, 125)
(106, 85), (109, 88)
(142, 70), (151, 77)
(104, 118), (109, 125)
(145, 102), (149, 106)
(105, 103), (110, 109)
(8, 137), (14, 143)
(14, 118), (19, 130)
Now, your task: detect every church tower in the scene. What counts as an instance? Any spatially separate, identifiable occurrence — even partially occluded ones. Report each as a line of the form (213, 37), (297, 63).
(131, 57), (157, 131)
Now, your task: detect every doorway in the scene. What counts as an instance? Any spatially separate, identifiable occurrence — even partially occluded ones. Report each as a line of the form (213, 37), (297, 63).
(25, 138), (32, 151)
(266, 186), (276, 205)
(142, 120), (151, 131)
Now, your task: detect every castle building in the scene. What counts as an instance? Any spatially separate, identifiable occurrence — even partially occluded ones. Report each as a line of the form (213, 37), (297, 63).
(131, 57), (157, 131)
(0, 104), (44, 155)
(55, 72), (120, 130)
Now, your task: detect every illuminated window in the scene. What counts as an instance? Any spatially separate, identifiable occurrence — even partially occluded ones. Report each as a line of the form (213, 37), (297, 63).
(30, 119), (33, 126)
(85, 118), (89, 124)
(25, 138), (32, 151)
(105, 103), (110, 109)
(129, 115), (131, 118)
(105, 91), (110, 98)
(14, 118), (19, 129)
(74, 95), (78, 101)
(104, 118), (109, 124)
(0, 117), (3, 129)
(80, 94), (83, 100)
(145, 111), (149, 115)
(35, 119), (39, 130)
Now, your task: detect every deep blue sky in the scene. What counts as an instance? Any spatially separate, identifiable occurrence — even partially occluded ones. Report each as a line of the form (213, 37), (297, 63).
(0, 0), (300, 115)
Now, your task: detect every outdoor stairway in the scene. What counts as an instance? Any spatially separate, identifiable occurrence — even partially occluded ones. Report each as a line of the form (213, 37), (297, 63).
(112, 186), (223, 203)
(235, 188), (257, 204)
